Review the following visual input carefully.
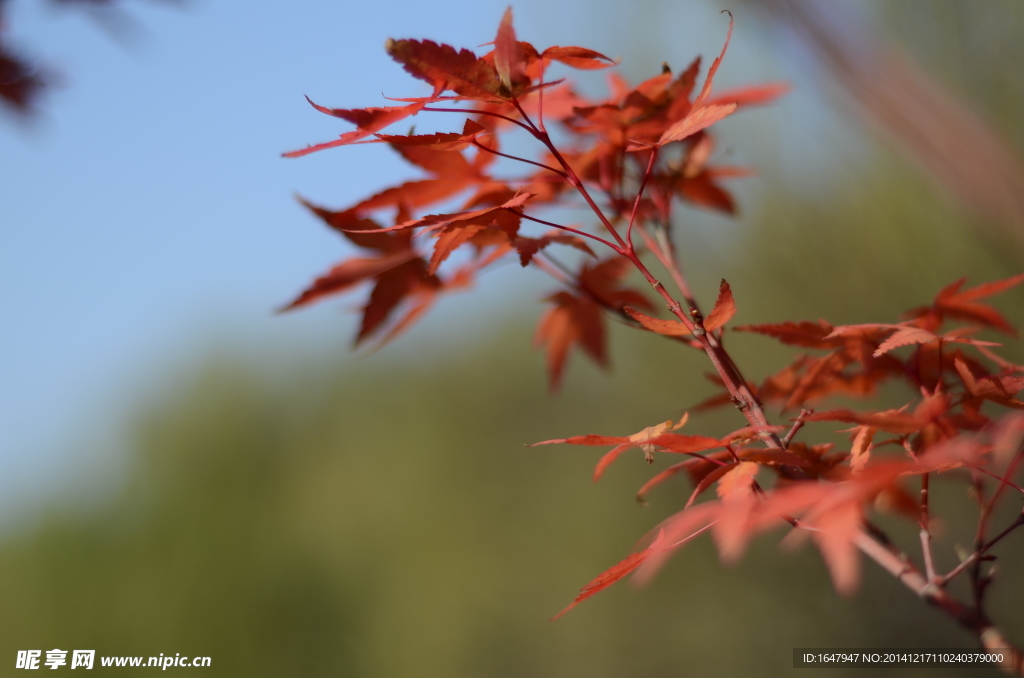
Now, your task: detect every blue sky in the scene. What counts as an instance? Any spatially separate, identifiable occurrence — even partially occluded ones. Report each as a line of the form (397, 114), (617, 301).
(0, 0), (841, 523)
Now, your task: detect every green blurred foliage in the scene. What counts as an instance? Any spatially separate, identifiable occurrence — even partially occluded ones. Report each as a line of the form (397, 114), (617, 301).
(0, 321), (1020, 676)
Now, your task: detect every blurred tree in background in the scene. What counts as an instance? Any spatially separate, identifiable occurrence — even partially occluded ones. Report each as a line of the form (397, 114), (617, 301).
(0, 330), (1020, 676)
(1, 1), (1023, 675)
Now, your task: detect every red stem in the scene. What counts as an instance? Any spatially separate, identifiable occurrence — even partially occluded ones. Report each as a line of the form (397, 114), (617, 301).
(512, 211), (619, 251)
(471, 140), (567, 177)
(625, 149), (659, 252)
(421, 106), (535, 133)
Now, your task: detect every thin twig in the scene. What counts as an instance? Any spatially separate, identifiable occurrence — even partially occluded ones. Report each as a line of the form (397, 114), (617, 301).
(471, 140), (567, 177)
(625, 149), (659, 251)
(784, 409), (814, 447)
(920, 473), (937, 582)
(512, 211), (619, 251)
(421, 106), (535, 133)
(940, 515), (1024, 587)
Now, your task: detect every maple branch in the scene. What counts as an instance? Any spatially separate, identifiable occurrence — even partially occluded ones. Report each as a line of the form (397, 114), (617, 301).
(533, 252), (692, 345)
(920, 473), (938, 582)
(471, 140), (567, 178)
(634, 222), (778, 454)
(637, 224), (694, 305)
(625, 149), (658, 252)
(984, 442), (1024, 527)
(854, 531), (1022, 674)
(619, 247), (790, 457)
(783, 409), (813, 447)
(534, 143), (798, 484)
(512, 211), (619, 251)
(965, 463), (1024, 497)
(510, 99), (629, 250)
(668, 449), (730, 467)
(939, 514), (1024, 588)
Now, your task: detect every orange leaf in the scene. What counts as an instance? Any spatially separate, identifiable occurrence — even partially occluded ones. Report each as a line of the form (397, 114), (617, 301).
(635, 458), (700, 503)
(716, 461), (759, 501)
(552, 541), (657, 620)
(705, 82), (790, 107)
(646, 433), (723, 455)
(623, 306), (691, 336)
(704, 279), (736, 332)
(658, 103), (736, 146)
(804, 408), (924, 435)
(810, 502), (862, 597)
(849, 426), (875, 474)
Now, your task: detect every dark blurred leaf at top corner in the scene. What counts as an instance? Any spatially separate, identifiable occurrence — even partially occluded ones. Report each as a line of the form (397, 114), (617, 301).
(0, 0), (184, 122)
(0, 0), (48, 117)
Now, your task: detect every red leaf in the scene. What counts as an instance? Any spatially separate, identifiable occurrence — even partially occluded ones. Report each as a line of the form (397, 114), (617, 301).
(645, 433), (723, 455)
(579, 257), (653, 310)
(692, 11), (733, 109)
(874, 326), (938, 356)
(428, 223), (484, 274)
(531, 434), (625, 447)
(531, 418), (688, 479)
(593, 442), (640, 482)
(849, 426), (875, 474)
(716, 461), (759, 500)
(635, 458), (700, 503)
(704, 279), (736, 332)
(494, 7), (527, 92)
(678, 171), (736, 214)
(929, 273), (1024, 335)
(734, 320), (838, 348)
(344, 193), (533, 234)
(541, 46), (616, 70)
(552, 543), (654, 620)
(374, 119), (486, 150)
(804, 407), (924, 435)
(279, 250), (419, 311)
(386, 38), (501, 98)
(658, 103), (736, 146)
(656, 12), (736, 146)
(514, 231), (595, 267)
(705, 82), (790, 107)
(623, 306), (691, 336)
(357, 258), (431, 344)
(283, 100), (428, 158)
(810, 502), (862, 597)
(296, 198), (401, 252)
(534, 291), (605, 391)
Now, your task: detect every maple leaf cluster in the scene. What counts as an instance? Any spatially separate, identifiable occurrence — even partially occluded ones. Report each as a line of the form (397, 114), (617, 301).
(285, 9), (1024, 655)
(542, 273), (1024, 616)
(282, 8), (782, 388)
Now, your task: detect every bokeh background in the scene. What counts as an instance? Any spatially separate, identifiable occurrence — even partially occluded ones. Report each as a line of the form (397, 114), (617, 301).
(2, 0), (1023, 675)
